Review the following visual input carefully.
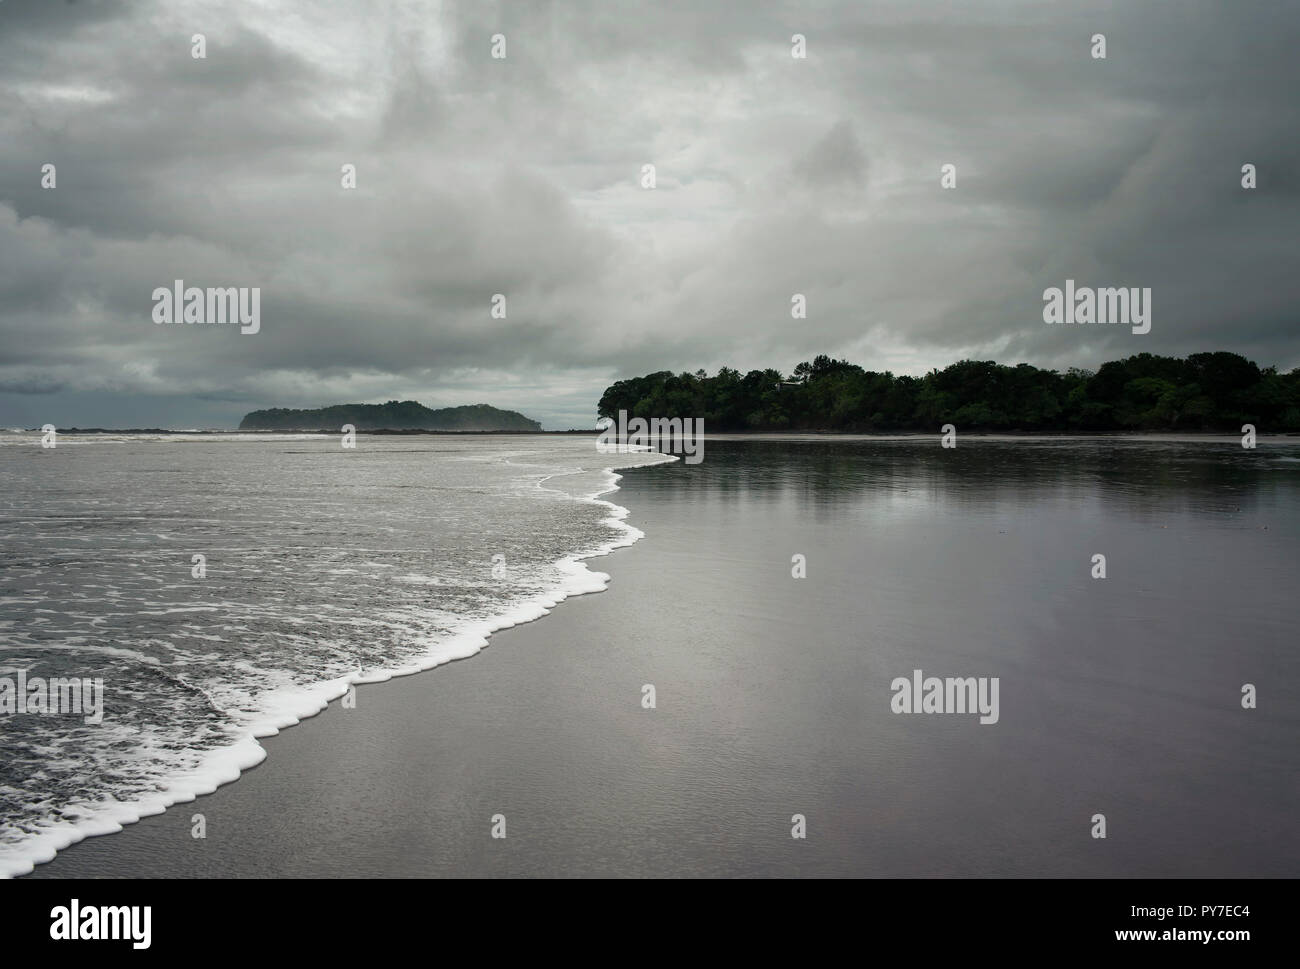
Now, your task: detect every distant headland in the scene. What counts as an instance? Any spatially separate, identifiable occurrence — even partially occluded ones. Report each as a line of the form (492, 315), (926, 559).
(238, 401), (541, 432)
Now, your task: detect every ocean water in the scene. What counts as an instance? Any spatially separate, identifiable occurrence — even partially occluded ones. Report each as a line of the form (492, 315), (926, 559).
(0, 432), (671, 877)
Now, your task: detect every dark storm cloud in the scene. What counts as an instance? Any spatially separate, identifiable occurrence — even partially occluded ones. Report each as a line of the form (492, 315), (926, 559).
(793, 121), (868, 188)
(0, 0), (1297, 429)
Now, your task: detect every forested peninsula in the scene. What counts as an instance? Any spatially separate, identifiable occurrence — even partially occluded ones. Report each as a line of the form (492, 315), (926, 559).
(597, 352), (1299, 432)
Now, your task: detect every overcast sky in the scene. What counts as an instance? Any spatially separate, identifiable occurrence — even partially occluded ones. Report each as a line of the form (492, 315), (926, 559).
(1, 0), (1297, 429)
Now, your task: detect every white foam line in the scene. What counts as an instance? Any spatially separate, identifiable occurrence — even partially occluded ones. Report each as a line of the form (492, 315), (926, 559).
(1, 449), (676, 879)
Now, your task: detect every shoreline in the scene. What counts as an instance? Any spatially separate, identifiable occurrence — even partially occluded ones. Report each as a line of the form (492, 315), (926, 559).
(17, 436), (1297, 878)
(8, 429), (1300, 439)
(8, 450), (674, 880)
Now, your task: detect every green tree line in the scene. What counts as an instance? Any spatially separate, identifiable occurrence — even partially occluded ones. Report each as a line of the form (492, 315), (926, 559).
(597, 352), (1300, 432)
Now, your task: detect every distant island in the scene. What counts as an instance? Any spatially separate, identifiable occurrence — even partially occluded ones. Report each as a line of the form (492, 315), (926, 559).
(599, 351), (1300, 432)
(239, 401), (542, 431)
